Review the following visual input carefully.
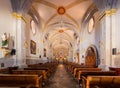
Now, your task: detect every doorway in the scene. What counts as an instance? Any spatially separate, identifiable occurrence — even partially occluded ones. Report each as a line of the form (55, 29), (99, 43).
(85, 45), (98, 67)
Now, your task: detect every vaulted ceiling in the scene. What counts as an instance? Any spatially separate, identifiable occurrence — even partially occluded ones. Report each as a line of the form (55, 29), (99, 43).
(10, 0), (97, 56)
(31, 0), (95, 51)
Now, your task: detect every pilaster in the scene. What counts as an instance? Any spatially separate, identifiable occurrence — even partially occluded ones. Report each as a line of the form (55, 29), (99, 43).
(99, 8), (117, 70)
(12, 13), (27, 68)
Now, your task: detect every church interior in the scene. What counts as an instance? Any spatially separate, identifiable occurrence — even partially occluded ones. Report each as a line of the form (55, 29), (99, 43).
(0, 0), (120, 88)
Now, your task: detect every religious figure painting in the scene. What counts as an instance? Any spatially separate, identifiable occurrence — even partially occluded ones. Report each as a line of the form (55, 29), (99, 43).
(30, 40), (36, 54)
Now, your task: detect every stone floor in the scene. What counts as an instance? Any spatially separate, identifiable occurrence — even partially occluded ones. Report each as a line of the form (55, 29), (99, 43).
(44, 63), (79, 88)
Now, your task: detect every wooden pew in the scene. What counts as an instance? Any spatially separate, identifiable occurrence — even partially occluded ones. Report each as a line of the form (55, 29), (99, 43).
(0, 74), (42, 88)
(109, 67), (120, 75)
(24, 68), (50, 79)
(82, 76), (120, 88)
(28, 62), (58, 73)
(0, 66), (18, 74)
(77, 71), (116, 80)
(12, 70), (48, 83)
(0, 68), (8, 74)
(77, 71), (116, 87)
(74, 68), (101, 77)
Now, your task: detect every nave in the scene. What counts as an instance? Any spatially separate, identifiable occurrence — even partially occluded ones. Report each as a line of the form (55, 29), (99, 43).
(0, 61), (120, 88)
(44, 63), (79, 88)
(1, 0), (120, 88)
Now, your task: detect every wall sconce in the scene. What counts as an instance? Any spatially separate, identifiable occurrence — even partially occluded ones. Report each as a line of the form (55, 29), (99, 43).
(112, 48), (117, 55)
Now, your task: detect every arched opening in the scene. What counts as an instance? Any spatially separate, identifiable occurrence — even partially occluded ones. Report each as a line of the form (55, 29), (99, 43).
(85, 45), (98, 67)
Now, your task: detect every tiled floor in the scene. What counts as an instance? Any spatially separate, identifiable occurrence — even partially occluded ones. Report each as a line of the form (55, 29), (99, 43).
(44, 63), (79, 88)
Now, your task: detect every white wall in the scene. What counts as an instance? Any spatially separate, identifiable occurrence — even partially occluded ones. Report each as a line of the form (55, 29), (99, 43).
(0, 0), (15, 47)
(79, 17), (100, 65)
(0, 0), (16, 68)
(25, 15), (42, 64)
(79, 1), (120, 69)
(113, 0), (120, 67)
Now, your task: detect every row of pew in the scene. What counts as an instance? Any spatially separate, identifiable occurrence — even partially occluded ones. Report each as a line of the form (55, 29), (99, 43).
(0, 61), (58, 88)
(64, 61), (120, 88)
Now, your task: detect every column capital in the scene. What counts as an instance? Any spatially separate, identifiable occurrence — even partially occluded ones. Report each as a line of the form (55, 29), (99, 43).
(12, 12), (27, 23)
(105, 9), (117, 16)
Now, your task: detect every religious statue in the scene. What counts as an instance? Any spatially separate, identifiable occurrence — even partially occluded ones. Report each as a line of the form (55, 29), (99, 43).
(1, 33), (8, 48)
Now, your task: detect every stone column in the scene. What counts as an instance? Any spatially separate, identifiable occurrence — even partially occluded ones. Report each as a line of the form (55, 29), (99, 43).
(104, 12), (111, 70)
(110, 9), (117, 67)
(13, 13), (27, 68)
(100, 9), (117, 69)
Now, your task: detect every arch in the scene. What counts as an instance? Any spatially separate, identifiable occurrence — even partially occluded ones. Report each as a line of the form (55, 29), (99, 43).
(85, 45), (99, 67)
(43, 20), (79, 36)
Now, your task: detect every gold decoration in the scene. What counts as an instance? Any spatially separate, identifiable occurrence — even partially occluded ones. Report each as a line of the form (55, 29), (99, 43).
(24, 41), (28, 49)
(0, 48), (11, 57)
(105, 9), (117, 16)
(59, 30), (64, 33)
(12, 12), (27, 23)
(57, 7), (66, 15)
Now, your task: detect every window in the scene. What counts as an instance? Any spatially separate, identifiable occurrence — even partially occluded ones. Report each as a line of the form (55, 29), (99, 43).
(88, 18), (94, 33)
(30, 20), (36, 35)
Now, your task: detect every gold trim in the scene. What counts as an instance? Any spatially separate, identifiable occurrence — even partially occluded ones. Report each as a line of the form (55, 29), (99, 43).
(24, 41), (28, 49)
(105, 10), (111, 16)
(21, 16), (27, 23)
(12, 12), (27, 23)
(97, 9), (117, 21)
(105, 9), (117, 16)
(111, 9), (117, 14)
(12, 12), (22, 19)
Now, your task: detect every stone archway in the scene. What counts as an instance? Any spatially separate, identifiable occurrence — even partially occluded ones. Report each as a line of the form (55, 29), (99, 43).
(85, 45), (98, 67)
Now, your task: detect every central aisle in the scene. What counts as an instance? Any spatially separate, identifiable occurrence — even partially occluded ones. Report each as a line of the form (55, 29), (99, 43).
(44, 63), (79, 88)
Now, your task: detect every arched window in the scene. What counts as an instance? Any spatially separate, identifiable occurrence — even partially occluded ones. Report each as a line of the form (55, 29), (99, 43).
(88, 18), (94, 33)
(30, 20), (36, 35)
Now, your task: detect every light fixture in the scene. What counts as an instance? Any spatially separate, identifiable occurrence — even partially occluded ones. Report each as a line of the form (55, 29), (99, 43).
(112, 48), (117, 55)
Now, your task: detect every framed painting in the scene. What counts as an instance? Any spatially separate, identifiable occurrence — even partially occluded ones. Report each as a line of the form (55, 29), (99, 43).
(30, 40), (36, 54)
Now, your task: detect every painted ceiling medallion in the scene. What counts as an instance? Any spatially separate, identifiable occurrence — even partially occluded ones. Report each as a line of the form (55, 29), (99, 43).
(59, 30), (64, 33)
(57, 6), (66, 15)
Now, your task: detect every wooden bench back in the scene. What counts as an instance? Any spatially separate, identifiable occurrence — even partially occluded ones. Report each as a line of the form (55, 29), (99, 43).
(83, 76), (120, 88)
(0, 74), (42, 88)
(77, 71), (116, 80)
(12, 70), (47, 81)
(109, 67), (120, 75)
(74, 68), (101, 77)
(0, 68), (8, 74)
